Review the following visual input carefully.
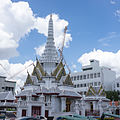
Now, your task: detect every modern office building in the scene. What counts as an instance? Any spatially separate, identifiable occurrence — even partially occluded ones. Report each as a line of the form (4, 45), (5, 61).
(71, 59), (116, 94)
(0, 76), (16, 94)
(113, 77), (120, 92)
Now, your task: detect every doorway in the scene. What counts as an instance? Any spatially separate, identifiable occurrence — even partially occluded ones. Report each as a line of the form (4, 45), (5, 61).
(45, 110), (49, 118)
(22, 109), (26, 117)
(32, 106), (41, 116)
(66, 98), (71, 112)
(90, 102), (93, 111)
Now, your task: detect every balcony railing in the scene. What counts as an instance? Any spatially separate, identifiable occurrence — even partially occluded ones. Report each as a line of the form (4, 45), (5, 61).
(0, 102), (17, 107)
(18, 101), (27, 107)
(85, 109), (100, 116)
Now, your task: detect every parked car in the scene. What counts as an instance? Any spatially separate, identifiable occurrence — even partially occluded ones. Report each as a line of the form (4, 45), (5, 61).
(17, 117), (38, 120)
(38, 116), (47, 120)
(17, 116), (47, 120)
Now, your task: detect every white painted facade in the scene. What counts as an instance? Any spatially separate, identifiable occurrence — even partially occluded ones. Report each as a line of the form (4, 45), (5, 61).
(16, 15), (111, 118)
(0, 91), (17, 111)
(113, 77), (120, 92)
(0, 76), (16, 94)
(16, 15), (81, 118)
(71, 59), (116, 94)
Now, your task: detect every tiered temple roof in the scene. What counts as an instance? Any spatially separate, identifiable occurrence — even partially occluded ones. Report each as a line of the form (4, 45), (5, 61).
(40, 15), (59, 63)
(86, 86), (106, 97)
(24, 15), (73, 87)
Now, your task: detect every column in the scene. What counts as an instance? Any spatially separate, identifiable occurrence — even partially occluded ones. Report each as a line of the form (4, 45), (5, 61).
(81, 99), (85, 116)
(61, 97), (66, 112)
(17, 108), (22, 118)
(75, 100), (79, 114)
(41, 104), (45, 116)
(27, 105), (32, 117)
(98, 99), (103, 116)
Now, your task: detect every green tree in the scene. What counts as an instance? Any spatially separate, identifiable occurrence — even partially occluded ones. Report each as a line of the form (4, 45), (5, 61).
(105, 91), (120, 101)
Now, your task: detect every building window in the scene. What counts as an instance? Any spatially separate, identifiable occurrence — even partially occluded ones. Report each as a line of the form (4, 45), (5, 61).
(87, 74), (89, 79)
(83, 75), (86, 79)
(50, 96), (51, 102)
(98, 82), (101, 86)
(74, 85), (76, 88)
(77, 84), (79, 88)
(97, 73), (100, 77)
(84, 83), (86, 87)
(80, 75), (82, 80)
(94, 82), (97, 86)
(77, 75), (79, 80)
(90, 74), (93, 78)
(32, 97), (38, 101)
(21, 97), (26, 101)
(94, 73), (96, 78)
(117, 83), (119, 87)
(45, 96), (47, 102)
(74, 76), (76, 80)
(90, 83), (93, 86)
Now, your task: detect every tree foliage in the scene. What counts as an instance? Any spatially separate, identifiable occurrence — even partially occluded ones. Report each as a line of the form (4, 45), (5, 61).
(105, 91), (120, 101)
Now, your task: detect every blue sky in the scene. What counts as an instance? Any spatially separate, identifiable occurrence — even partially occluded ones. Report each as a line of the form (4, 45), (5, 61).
(0, 0), (120, 86)
(9, 0), (120, 71)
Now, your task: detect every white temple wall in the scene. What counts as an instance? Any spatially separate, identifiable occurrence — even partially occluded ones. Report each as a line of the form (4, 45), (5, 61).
(43, 62), (56, 75)
(61, 97), (66, 112)
(27, 104), (32, 117)
(53, 97), (61, 113)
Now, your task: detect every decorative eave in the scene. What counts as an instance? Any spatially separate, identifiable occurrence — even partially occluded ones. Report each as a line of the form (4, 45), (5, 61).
(57, 95), (81, 98)
(63, 74), (73, 86)
(24, 71), (33, 85)
(86, 86), (95, 96)
(37, 93), (59, 95)
(86, 85), (106, 97)
(52, 61), (64, 76)
(32, 66), (42, 81)
(36, 57), (45, 76)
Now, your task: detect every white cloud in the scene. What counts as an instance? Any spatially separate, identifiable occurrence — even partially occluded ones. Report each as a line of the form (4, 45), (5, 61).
(72, 64), (77, 69)
(78, 49), (120, 77)
(0, 0), (72, 92)
(74, 70), (78, 73)
(115, 9), (120, 21)
(110, 0), (116, 4)
(0, 0), (72, 58)
(0, 0), (35, 59)
(0, 59), (34, 92)
(34, 14), (72, 56)
(98, 32), (120, 46)
(34, 44), (45, 56)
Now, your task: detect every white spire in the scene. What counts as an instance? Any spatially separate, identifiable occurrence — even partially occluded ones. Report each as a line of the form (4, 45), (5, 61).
(40, 14), (59, 63)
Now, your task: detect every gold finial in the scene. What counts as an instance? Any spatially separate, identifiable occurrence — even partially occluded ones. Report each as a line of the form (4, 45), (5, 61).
(50, 14), (52, 18)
